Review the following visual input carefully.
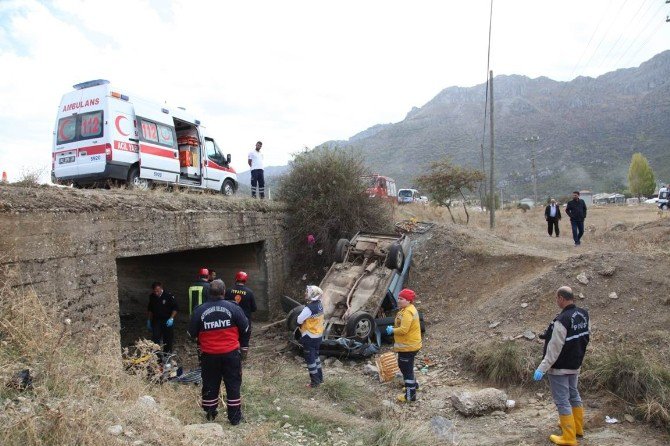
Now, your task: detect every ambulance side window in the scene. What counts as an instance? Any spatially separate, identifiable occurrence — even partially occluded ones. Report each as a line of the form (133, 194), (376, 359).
(157, 124), (175, 147)
(205, 138), (223, 164)
(79, 111), (103, 140)
(140, 120), (159, 143)
(57, 116), (76, 144)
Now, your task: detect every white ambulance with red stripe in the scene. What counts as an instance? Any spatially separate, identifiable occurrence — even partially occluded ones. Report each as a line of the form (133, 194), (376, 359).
(52, 79), (238, 194)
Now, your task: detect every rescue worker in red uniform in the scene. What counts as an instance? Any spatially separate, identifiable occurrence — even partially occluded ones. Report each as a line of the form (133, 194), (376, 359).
(296, 285), (325, 388)
(225, 271), (257, 357)
(188, 267), (211, 315)
(188, 279), (249, 424)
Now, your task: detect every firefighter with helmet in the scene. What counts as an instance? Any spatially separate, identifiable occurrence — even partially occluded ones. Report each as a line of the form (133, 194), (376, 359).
(188, 267), (211, 315)
(225, 271), (257, 358)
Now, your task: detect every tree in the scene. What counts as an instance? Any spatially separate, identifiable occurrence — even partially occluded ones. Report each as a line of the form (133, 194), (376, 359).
(277, 147), (391, 269)
(627, 153), (656, 199)
(416, 158), (485, 224)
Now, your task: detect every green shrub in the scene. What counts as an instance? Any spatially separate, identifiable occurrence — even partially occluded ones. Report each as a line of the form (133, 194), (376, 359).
(277, 147), (392, 273)
(582, 351), (670, 430)
(462, 341), (533, 385)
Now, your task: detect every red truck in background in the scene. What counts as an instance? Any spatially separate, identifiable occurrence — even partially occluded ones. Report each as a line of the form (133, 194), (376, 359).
(363, 174), (397, 200)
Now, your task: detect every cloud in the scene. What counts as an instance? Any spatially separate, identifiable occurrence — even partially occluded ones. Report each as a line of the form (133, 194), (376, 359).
(0, 0), (668, 181)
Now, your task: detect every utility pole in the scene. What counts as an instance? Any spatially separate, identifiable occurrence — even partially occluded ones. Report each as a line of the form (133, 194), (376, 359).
(479, 143), (487, 211)
(525, 135), (539, 205)
(489, 70), (495, 229)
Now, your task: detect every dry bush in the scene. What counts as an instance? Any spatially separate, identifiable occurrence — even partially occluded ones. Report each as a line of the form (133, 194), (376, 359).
(277, 147), (392, 272)
(461, 341), (535, 386)
(12, 168), (45, 187)
(581, 351), (670, 430)
(363, 418), (434, 446)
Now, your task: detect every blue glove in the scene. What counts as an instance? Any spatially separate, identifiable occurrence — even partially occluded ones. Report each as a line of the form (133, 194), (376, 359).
(146, 320), (152, 331)
(533, 369), (544, 381)
(385, 326), (394, 336)
(166, 318), (174, 328)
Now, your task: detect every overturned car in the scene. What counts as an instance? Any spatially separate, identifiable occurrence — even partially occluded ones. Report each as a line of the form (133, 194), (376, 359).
(282, 232), (424, 358)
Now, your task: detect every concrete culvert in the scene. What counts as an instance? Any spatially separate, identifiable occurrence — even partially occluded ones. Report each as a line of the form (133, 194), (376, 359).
(116, 242), (268, 349)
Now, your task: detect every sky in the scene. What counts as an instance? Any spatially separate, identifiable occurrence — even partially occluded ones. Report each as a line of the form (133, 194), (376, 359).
(0, 0), (668, 182)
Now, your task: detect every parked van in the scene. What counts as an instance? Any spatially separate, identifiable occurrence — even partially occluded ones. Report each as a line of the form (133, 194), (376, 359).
(52, 80), (238, 194)
(397, 188), (421, 204)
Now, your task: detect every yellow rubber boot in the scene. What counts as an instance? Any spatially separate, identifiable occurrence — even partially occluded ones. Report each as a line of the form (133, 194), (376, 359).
(572, 406), (584, 437)
(550, 414), (578, 446)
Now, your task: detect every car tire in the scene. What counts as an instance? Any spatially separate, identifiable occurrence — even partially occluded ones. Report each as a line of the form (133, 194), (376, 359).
(385, 243), (404, 270)
(127, 166), (150, 190)
(334, 238), (349, 263)
(662, 204), (668, 211)
(287, 305), (305, 332)
(221, 179), (235, 196)
(345, 311), (375, 342)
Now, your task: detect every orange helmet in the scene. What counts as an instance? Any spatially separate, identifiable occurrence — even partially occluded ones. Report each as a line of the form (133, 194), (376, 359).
(235, 271), (248, 283)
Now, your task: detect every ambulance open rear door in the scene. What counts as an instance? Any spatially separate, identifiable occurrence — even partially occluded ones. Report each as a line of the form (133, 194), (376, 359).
(133, 100), (180, 184)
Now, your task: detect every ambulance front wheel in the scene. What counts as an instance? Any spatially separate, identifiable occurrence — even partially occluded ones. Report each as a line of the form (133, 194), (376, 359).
(127, 166), (150, 190)
(221, 179), (235, 196)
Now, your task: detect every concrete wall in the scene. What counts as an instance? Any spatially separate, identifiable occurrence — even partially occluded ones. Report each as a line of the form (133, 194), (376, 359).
(0, 186), (289, 345)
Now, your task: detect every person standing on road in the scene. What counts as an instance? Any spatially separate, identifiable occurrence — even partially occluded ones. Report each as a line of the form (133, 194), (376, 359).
(147, 281), (178, 353)
(565, 191), (587, 246)
(385, 288), (422, 403)
(545, 198), (562, 237)
(296, 285), (325, 388)
(188, 279), (249, 424)
(225, 271), (257, 358)
(188, 267), (211, 315)
(533, 286), (590, 446)
(248, 141), (265, 199)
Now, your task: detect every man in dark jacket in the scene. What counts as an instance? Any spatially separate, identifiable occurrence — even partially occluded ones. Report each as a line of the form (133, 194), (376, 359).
(147, 281), (178, 353)
(565, 191), (587, 246)
(533, 286), (590, 445)
(188, 279), (249, 425)
(544, 198), (562, 237)
(188, 267), (211, 315)
(225, 271), (257, 358)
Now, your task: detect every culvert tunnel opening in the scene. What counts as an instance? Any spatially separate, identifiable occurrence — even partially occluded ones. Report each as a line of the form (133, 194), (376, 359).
(116, 242), (268, 351)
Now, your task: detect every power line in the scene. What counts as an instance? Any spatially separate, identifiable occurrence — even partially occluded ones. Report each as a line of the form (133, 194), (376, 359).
(578, 0), (630, 77)
(614, 0), (667, 67)
(597, 0), (651, 69)
(567, 0), (615, 79)
(625, 16), (666, 66)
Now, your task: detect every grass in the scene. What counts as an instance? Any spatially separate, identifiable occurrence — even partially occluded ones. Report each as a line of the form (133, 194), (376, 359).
(461, 341), (535, 386)
(363, 419), (434, 446)
(581, 351), (670, 430)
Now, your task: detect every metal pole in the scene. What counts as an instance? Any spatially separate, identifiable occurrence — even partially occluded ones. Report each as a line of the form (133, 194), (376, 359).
(489, 70), (495, 229)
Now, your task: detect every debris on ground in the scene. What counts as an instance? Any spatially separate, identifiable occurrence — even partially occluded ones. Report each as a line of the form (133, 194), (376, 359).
(451, 388), (508, 416)
(395, 219), (435, 234)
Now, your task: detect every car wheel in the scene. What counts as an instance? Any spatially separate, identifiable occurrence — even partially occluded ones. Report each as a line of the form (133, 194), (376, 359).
(345, 311), (375, 342)
(287, 305), (305, 332)
(221, 179), (235, 196)
(334, 238), (349, 263)
(127, 166), (150, 190)
(384, 243), (404, 270)
(662, 204), (668, 211)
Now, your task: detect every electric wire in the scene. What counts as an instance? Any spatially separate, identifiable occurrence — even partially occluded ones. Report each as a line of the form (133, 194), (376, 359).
(577, 0), (630, 77)
(614, 0), (667, 67)
(625, 16), (666, 66)
(597, 0), (651, 69)
(480, 0), (493, 170)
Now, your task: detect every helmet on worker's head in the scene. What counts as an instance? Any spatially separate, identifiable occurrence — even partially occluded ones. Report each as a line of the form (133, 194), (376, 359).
(398, 288), (416, 302)
(198, 267), (209, 278)
(235, 271), (248, 283)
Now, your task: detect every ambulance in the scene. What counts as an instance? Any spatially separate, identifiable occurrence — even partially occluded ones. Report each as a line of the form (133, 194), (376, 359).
(52, 79), (238, 194)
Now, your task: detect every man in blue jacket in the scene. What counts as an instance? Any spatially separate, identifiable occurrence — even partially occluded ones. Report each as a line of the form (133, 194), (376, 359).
(565, 191), (587, 246)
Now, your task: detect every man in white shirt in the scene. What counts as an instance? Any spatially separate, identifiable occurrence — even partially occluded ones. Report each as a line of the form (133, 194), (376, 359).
(248, 141), (265, 199)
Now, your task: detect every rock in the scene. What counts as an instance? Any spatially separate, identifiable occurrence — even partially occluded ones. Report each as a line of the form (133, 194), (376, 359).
(429, 399), (446, 410)
(283, 423), (292, 429)
(451, 388), (508, 416)
(362, 364), (379, 376)
(107, 425), (123, 436)
(624, 414), (635, 423)
(576, 272), (589, 285)
(382, 399), (393, 408)
(610, 222), (627, 232)
(430, 416), (456, 443)
(132, 441), (144, 446)
(488, 321), (501, 329)
(522, 330), (535, 340)
(578, 293), (585, 299)
(609, 292), (618, 299)
(183, 424), (224, 441)
(505, 399), (516, 409)
(332, 359), (344, 368)
(597, 266), (616, 276)
(137, 395), (157, 410)
(520, 303), (528, 308)
(324, 357), (337, 366)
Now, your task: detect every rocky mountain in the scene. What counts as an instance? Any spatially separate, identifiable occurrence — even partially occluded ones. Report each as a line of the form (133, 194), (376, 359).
(320, 51), (670, 198)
